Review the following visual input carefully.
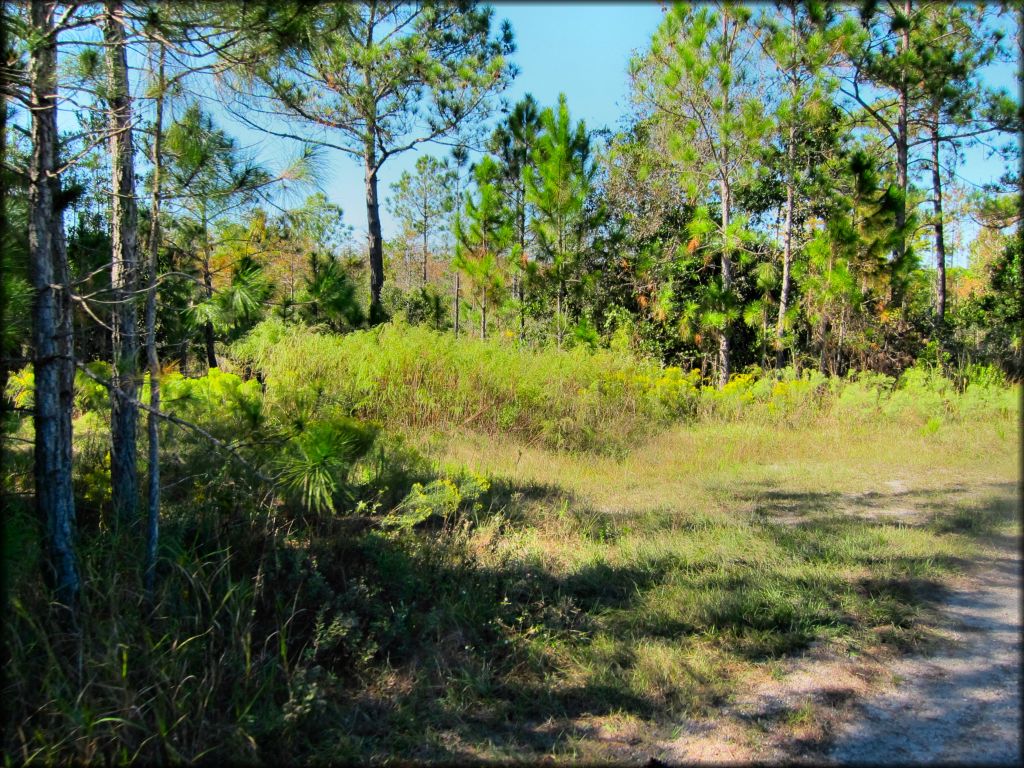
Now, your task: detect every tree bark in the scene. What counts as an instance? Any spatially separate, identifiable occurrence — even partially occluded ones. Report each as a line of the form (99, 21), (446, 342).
(365, 150), (384, 322)
(518, 191), (527, 341)
(891, 0), (911, 307)
(29, 0), (79, 610)
(556, 273), (564, 349)
(719, 176), (732, 389)
(144, 41), (165, 595)
(776, 123), (796, 370)
(718, 8), (732, 389)
(201, 224), (216, 369)
(453, 270), (460, 336)
(105, 0), (139, 527)
(1, 3), (9, 418)
(930, 115), (946, 327)
(480, 286), (487, 339)
(422, 227), (428, 286)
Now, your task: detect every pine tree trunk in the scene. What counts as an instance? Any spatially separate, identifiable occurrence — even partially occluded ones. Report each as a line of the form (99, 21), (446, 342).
(203, 279), (216, 368)
(930, 117), (947, 327)
(518, 272), (526, 341)
(200, 215), (216, 369)
(556, 276), (564, 349)
(761, 316), (767, 371)
(0, 11), (9, 420)
(453, 271), (460, 337)
(365, 150), (384, 322)
(144, 41), (165, 595)
(422, 228), (428, 286)
(29, 0), (79, 610)
(105, 0), (139, 527)
(719, 177), (732, 389)
(718, 11), (733, 390)
(776, 122), (796, 370)
(481, 287), (487, 339)
(818, 319), (828, 375)
(518, 194), (527, 341)
(891, 0), (911, 307)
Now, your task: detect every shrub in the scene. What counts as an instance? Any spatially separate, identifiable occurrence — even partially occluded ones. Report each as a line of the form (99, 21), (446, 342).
(234, 319), (696, 452)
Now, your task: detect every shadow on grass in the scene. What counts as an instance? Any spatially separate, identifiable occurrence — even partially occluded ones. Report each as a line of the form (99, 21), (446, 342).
(8, 461), (1016, 764)
(254, 475), (1021, 762)
(733, 479), (1019, 535)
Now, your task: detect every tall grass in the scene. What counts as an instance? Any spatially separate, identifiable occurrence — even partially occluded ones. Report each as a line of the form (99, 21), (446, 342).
(232, 318), (693, 453)
(4, 321), (1019, 762)
(5, 517), (281, 763)
(233, 320), (1019, 452)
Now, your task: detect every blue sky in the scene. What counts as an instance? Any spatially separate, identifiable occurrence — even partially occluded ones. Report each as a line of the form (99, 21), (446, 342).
(204, 2), (1018, 263)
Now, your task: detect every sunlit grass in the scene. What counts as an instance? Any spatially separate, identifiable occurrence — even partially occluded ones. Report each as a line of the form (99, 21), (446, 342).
(390, 412), (1020, 758)
(432, 416), (1017, 518)
(5, 321), (1020, 762)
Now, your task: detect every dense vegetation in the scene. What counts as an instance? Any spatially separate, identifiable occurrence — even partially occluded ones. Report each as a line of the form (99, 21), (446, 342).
(1, 1), (1020, 764)
(4, 327), (1019, 761)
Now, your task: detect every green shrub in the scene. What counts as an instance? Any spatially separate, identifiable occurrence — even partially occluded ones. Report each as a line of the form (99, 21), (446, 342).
(234, 319), (696, 452)
(231, 321), (1019, 452)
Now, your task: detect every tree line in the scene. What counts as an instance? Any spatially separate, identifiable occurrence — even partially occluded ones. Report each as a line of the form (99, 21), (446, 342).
(0, 1), (1020, 612)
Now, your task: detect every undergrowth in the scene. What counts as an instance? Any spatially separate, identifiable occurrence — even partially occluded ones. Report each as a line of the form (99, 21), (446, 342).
(231, 320), (1019, 455)
(3, 321), (1019, 763)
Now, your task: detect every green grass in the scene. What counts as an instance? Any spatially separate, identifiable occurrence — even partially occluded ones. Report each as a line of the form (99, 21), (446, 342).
(4, 323), (1020, 763)
(385, 415), (1019, 759)
(231, 319), (1019, 457)
(231, 318), (696, 454)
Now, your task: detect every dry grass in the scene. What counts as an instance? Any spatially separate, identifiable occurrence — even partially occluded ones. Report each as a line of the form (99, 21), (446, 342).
(394, 414), (1021, 761)
(431, 416), (1017, 520)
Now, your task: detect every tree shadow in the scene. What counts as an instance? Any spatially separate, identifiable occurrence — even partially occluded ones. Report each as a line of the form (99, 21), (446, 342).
(733, 479), (1020, 536)
(232, 472), (1020, 762)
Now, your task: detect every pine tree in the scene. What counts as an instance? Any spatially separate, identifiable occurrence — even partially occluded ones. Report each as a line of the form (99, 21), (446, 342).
(27, 0), (79, 610)
(453, 156), (512, 340)
(232, 3), (515, 321)
(142, 34), (165, 595)
(639, 1), (770, 385)
(525, 94), (595, 348)
(908, 4), (1014, 328)
(800, 149), (905, 374)
(104, 0), (140, 527)
(0, 0), (11, 420)
(450, 144), (471, 337)
(488, 95), (541, 340)
(840, 0), (923, 309)
(756, 0), (848, 367)
(387, 155), (456, 287)
(161, 104), (270, 369)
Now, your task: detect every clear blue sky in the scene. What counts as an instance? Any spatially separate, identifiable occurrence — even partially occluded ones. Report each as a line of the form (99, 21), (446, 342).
(213, 1), (1015, 264)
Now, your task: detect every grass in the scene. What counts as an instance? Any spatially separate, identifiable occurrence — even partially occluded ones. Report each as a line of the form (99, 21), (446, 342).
(382, 415), (1020, 759)
(4, 322), (1021, 763)
(231, 318), (696, 454)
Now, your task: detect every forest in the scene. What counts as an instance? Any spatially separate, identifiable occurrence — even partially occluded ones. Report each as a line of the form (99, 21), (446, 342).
(1, 1), (1021, 763)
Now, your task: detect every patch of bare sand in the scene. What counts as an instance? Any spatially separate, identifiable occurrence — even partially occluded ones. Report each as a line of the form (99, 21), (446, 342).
(825, 543), (1021, 765)
(647, 543), (1020, 765)
(646, 484), (1020, 766)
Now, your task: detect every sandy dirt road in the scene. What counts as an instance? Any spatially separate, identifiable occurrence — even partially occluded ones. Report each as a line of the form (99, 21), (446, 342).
(825, 540), (1021, 765)
(648, 490), (1022, 767)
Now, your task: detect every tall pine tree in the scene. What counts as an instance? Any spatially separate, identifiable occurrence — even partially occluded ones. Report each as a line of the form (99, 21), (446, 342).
(638, 1), (770, 385)
(525, 94), (595, 348)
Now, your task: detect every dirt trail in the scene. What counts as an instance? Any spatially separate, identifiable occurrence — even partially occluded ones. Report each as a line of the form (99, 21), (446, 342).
(651, 499), (1022, 765)
(825, 541), (1021, 765)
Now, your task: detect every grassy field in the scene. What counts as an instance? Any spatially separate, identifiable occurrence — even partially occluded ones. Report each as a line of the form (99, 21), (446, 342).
(329, 417), (1017, 761)
(5, 323), (1020, 763)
